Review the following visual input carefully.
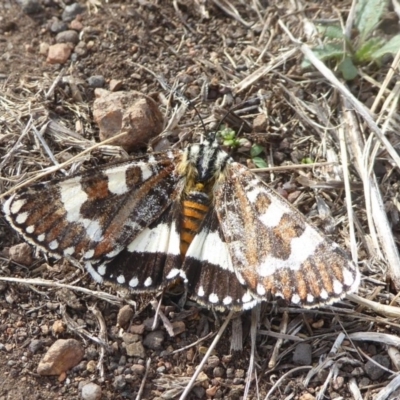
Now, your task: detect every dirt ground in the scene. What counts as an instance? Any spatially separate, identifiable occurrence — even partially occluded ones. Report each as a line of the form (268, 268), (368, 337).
(1, 0), (400, 399)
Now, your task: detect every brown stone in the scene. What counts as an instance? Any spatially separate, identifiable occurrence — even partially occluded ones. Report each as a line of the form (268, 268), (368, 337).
(93, 90), (164, 152)
(46, 43), (73, 64)
(37, 339), (84, 375)
(9, 243), (32, 266)
(117, 305), (134, 330)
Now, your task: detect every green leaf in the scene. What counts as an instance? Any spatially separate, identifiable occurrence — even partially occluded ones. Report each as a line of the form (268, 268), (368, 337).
(302, 43), (345, 68)
(250, 144), (264, 158)
(355, 0), (388, 42)
(338, 57), (358, 80)
(252, 157), (268, 169)
(301, 157), (314, 164)
(219, 126), (236, 141)
(317, 24), (344, 40)
(355, 37), (385, 62)
(370, 34), (400, 60)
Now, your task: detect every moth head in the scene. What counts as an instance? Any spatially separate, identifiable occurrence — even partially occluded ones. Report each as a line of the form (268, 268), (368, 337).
(179, 137), (231, 183)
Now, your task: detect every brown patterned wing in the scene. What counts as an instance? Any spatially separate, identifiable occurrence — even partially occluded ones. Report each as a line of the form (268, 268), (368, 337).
(214, 162), (360, 307)
(3, 151), (182, 265)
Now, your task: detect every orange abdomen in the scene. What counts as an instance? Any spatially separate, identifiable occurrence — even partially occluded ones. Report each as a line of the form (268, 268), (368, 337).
(180, 198), (209, 256)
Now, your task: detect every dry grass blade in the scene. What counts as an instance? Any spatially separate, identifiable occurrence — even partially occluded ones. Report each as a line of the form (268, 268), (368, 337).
(348, 294), (400, 318)
(348, 332), (400, 347)
(374, 374), (400, 400)
(268, 311), (288, 369)
(89, 305), (108, 379)
(135, 358), (151, 400)
(0, 276), (133, 306)
(235, 48), (297, 92)
(243, 306), (260, 399)
(342, 103), (400, 288)
(348, 377), (363, 400)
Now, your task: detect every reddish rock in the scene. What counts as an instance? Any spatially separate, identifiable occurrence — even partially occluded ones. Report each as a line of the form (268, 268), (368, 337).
(46, 43), (73, 64)
(93, 90), (164, 152)
(37, 339), (84, 376)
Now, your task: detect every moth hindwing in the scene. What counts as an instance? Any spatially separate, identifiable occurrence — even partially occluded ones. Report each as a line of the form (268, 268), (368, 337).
(3, 137), (360, 310)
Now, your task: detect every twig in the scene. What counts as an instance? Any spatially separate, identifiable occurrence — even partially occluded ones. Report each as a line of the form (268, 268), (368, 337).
(0, 276), (134, 306)
(89, 305), (108, 379)
(268, 311), (288, 368)
(135, 358), (151, 400)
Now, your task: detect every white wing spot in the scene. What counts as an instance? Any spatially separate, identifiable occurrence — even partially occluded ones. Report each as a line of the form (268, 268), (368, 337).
(307, 294), (314, 303)
(198, 286), (205, 297)
(129, 277), (139, 288)
(64, 247), (75, 256)
(16, 212), (28, 224)
(320, 289), (329, 299)
(259, 201), (290, 228)
(242, 292), (253, 303)
(343, 267), (355, 286)
(166, 268), (180, 280)
(106, 166), (129, 195)
(291, 294), (301, 304)
(10, 199), (27, 214)
(139, 162), (153, 181)
(257, 284), (266, 296)
(333, 280), (343, 294)
(60, 176), (87, 223)
(37, 234), (45, 242)
(83, 249), (95, 259)
(117, 275), (126, 284)
(209, 293), (219, 303)
(49, 240), (59, 250)
(144, 277), (152, 287)
(97, 264), (106, 276)
(26, 225), (34, 234)
(223, 296), (233, 305)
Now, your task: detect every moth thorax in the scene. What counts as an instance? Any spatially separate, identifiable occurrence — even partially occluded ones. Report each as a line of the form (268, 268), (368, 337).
(180, 184), (210, 257)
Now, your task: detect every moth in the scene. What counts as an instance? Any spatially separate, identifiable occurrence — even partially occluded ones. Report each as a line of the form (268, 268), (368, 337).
(3, 136), (360, 310)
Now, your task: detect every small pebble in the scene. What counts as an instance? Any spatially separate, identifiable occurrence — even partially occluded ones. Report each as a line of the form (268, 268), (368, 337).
(70, 19), (83, 31)
(81, 382), (101, 400)
(113, 375), (126, 390)
(50, 19), (68, 33)
(62, 3), (86, 22)
(364, 355), (390, 380)
(56, 30), (79, 45)
(17, 0), (43, 14)
(87, 75), (105, 88)
(143, 331), (164, 350)
(29, 339), (43, 354)
(131, 364), (145, 375)
(293, 343), (312, 365)
(125, 342), (145, 358)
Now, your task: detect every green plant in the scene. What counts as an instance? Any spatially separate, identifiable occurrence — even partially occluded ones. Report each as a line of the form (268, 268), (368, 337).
(218, 127), (268, 168)
(302, 0), (400, 80)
